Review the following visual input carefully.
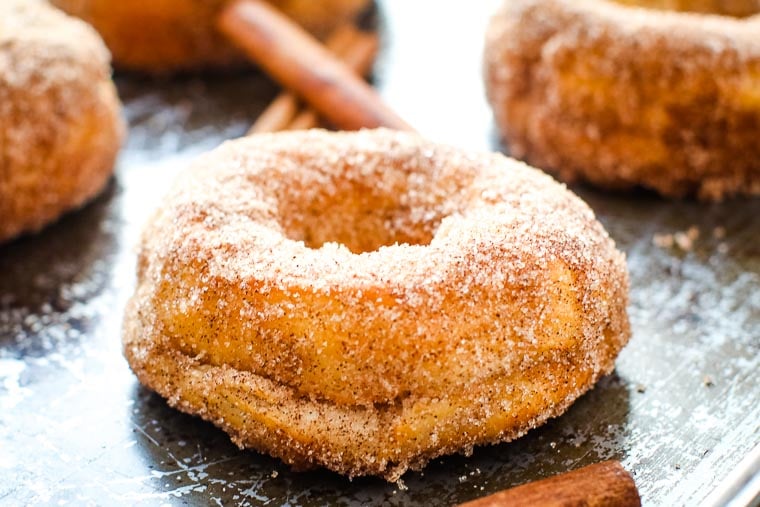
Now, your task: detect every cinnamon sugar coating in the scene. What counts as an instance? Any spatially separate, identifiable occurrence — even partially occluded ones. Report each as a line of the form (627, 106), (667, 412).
(51, 0), (369, 73)
(614, 0), (760, 17)
(484, 0), (760, 200)
(0, 0), (124, 243)
(124, 129), (631, 480)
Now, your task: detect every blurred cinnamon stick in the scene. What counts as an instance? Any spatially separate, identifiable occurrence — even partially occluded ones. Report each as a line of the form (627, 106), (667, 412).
(285, 109), (319, 130)
(248, 93), (300, 134)
(249, 24), (379, 134)
(219, 0), (412, 131)
(248, 26), (348, 134)
(459, 461), (640, 507)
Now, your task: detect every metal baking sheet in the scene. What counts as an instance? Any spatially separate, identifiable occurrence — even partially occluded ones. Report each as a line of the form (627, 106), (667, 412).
(1, 1), (758, 505)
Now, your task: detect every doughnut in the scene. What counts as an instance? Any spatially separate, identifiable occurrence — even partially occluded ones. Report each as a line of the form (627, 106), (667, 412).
(0, 0), (124, 244)
(51, 0), (370, 73)
(484, 0), (760, 200)
(124, 129), (630, 480)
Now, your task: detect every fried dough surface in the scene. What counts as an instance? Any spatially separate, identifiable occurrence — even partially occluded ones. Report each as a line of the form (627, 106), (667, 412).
(485, 0), (760, 200)
(0, 0), (124, 243)
(124, 129), (630, 480)
(52, 0), (369, 73)
(614, 0), (760, 17)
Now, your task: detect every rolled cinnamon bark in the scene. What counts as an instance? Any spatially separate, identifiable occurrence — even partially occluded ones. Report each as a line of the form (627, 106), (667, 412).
(249, 24), (379, 134)
(286, 109), (319, 130)
(248, 23), (361, 134)
(459, 461), (641, 507)
(248, 93), (300, 134)
(219, 0), (412, 131)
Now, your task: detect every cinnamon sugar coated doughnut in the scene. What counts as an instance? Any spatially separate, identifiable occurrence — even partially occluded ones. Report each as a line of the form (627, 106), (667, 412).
(484, 0), (760, 200)
(124, 129), (631, 480)
(51, 0), (370, 73)
(0, 0), (124, 243)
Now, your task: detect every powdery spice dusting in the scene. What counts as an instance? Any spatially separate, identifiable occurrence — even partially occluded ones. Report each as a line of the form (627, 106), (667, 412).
(123, 129), (630, 481)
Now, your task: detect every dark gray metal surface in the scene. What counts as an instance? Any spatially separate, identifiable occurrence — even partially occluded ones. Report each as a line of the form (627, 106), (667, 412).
(1, 2), (758, 505)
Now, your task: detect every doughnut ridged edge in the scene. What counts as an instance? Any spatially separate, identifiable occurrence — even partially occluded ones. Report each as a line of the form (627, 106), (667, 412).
(124, 129), (630, 480)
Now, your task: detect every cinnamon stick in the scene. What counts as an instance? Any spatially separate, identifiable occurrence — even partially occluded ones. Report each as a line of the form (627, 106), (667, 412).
(458, 461), (640, 507)
(248, 24), (363, 134)
(218, 0), (413, 131)
(333, 28), (380, 87)
(249, 24), (379, 134)
(286, 30), (379, 131)
(248, 93), (300, 134)
(286, 109), (319, 130)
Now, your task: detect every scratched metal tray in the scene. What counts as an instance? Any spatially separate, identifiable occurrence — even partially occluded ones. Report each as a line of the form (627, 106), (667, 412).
(1, 2), (758, 505)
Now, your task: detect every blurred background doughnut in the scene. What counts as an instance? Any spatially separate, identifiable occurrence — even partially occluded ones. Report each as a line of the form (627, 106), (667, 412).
(0, 0), (124, 243)
(52, 0), (371, 73)
(484, 0), (760, 200)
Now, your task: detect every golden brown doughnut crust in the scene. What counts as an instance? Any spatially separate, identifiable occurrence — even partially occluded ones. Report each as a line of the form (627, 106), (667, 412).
(614, 0), (760, 18)
(51, 0), (370, 73)
(484, 0), (760, 200)
(124, 129), (630, 480)
(0, 0), (124, 243)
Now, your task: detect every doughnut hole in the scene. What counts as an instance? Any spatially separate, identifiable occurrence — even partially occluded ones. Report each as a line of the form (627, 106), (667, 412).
(274, 173), (440, 253)
(271, 153), (476, 253)
(610, 0), (760, 17)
